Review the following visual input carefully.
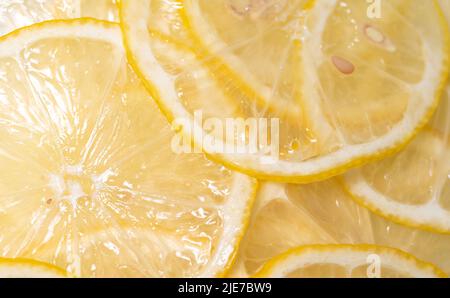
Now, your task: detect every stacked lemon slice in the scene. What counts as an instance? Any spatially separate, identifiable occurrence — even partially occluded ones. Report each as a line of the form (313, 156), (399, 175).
(121, 0), (448, 182)
(0, 0), (448, 278)
(231, 179), (450, 277)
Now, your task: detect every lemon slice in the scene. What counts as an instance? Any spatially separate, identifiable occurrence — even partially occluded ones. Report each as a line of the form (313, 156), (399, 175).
(342, 86), (450, 233)
(0, 19), (256, 277)
(231, 179), (450, 277)
(253, 244), (446, 278)
(0, 258), (67, 277)
(120, 0), (449, 183)
(0, 0), (118, 36)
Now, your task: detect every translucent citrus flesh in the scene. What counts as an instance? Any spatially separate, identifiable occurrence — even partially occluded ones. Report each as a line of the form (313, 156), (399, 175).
(0, 0), (447, 279)
(231, 179), (450, 277)
(360, 131), (445, 206)
(186, 0), (448, 147)
(339, 0), (450, 233)
(130, 24), (322, 167)
(124, 0), (327, 164)
(0, 20), (256, 277)
(253, 245), (446, 278)
(182, 0), (311, 116)
(0, 0), (118, 36)
(308, 1), (413, 142)
(148, 36), (242, 120)
(299, 0), (448, 148)
(121, 0), (449, 181)
(342, 85), (450, 232)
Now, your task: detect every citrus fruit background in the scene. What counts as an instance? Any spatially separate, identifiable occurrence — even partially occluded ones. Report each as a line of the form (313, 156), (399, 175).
(0, 0), (448, 277)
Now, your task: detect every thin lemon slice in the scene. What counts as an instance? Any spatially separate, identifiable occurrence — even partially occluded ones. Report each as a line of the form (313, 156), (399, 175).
(0, 19), (257, 277)
(0, 0), (118, 36)
(231, 179), (450, 277)
(120, 0), (449, 183)
(342, 86), (450, 233)
(254, 245), (446, 278)
(0, 258), (67, 277)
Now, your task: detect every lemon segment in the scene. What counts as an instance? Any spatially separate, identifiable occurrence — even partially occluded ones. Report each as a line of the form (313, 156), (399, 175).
(296, 0), (449, 176)
(0, 258), (67, 277)
(254, 245), (446, 278)
(0, 19), (256, 277)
